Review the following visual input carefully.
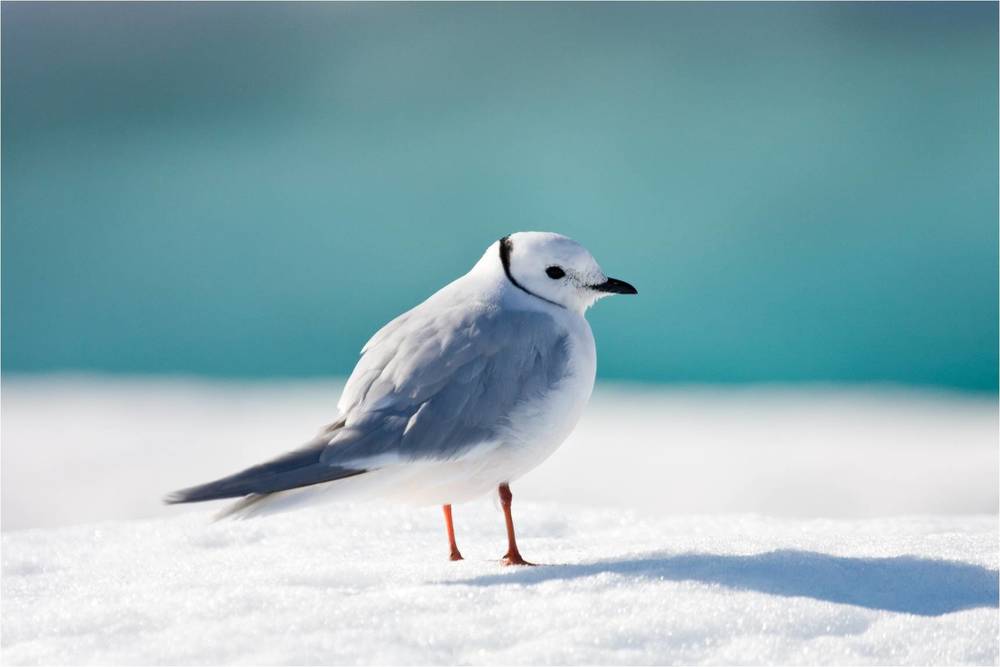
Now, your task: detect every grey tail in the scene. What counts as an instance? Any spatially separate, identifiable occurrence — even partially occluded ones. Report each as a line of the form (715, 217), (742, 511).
(164, 439), (366, 505)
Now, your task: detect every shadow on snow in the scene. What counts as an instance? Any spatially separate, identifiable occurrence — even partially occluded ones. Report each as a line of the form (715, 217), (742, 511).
(450, 549), (999, 616)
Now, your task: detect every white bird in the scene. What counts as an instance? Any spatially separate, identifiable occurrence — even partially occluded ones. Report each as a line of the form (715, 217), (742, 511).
(167, 232), (637, 565)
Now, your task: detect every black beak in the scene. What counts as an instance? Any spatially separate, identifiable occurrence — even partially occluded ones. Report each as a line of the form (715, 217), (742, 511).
(591, 277), (638, 295)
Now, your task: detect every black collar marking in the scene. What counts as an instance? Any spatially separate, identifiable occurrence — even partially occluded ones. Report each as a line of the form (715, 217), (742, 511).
(498, 236), (564, 308)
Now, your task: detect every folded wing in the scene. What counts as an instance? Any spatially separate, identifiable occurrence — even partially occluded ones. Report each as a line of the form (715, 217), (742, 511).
(165, 301), (569, 505)
(327, 302), (570, 465)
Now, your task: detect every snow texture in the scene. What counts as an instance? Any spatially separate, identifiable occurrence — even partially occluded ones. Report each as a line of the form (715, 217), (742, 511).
(2, 509), (998, 665)
(1, 377), (998, 664)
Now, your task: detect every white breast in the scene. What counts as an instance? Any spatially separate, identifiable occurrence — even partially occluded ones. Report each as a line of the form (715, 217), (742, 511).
(498, 314), (596, 478)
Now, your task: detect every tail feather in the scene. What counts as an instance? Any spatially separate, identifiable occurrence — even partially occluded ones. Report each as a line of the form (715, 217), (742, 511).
(164, 439), (366, 505)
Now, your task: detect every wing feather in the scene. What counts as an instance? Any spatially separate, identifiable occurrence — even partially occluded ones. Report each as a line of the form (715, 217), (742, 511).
(326, 302), (570, 465)
(167, 298), (570, 505)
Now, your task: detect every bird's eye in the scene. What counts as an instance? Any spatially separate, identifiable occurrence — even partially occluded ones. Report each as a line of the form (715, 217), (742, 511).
(545, 266), (566, 280)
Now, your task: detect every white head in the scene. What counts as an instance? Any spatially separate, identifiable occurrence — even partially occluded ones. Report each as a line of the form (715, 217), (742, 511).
(490, 231), (637, 313)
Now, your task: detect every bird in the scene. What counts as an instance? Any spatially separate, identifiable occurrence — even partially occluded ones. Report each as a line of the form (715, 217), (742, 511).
(166, 232), (637, 565)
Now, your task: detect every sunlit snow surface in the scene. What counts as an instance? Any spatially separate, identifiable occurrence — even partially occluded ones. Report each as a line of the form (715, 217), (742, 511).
(3, 510), (998, 665)
(2, 377), (998, 664)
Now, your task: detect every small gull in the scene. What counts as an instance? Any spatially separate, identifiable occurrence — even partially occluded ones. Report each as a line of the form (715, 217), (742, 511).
(167, 232), (637, 565)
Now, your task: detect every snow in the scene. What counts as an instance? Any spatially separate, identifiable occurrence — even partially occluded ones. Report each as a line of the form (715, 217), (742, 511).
(2, 509), (997, 665)
(1, 376), (998, 664)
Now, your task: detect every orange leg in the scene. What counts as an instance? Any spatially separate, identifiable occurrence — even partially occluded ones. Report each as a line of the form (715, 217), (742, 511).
(442, 504), (463, 561)
(499, 483), (536, 566)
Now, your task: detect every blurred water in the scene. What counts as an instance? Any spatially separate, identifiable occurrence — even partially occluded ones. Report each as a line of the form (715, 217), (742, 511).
(2, 2), (997, 389)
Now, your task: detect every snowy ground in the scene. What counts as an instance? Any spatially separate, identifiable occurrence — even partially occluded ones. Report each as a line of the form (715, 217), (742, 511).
(3, 508), (998, 665)
(2, 377), (998, 664)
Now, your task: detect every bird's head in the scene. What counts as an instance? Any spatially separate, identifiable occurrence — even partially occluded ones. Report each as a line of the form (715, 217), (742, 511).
(493, 232), (637, 313)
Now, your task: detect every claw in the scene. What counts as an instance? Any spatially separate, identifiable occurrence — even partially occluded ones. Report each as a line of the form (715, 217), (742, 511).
(501, 552), (537, 566)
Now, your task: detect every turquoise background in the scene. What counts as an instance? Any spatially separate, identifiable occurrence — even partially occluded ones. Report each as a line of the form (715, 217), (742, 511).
(2, 2), (997, 390)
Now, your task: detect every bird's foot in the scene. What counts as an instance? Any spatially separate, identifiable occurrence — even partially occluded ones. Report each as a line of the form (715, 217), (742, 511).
(500, 552), (537, 566)
(449, 549), (464, 562)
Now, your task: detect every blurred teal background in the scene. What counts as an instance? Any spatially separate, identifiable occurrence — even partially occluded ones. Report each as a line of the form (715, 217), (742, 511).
(2, 2), (997, 390)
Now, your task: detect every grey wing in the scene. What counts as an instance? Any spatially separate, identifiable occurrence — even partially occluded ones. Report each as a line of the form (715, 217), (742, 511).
(322, 303), (571, 466)
(164, 303), (569, 505)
